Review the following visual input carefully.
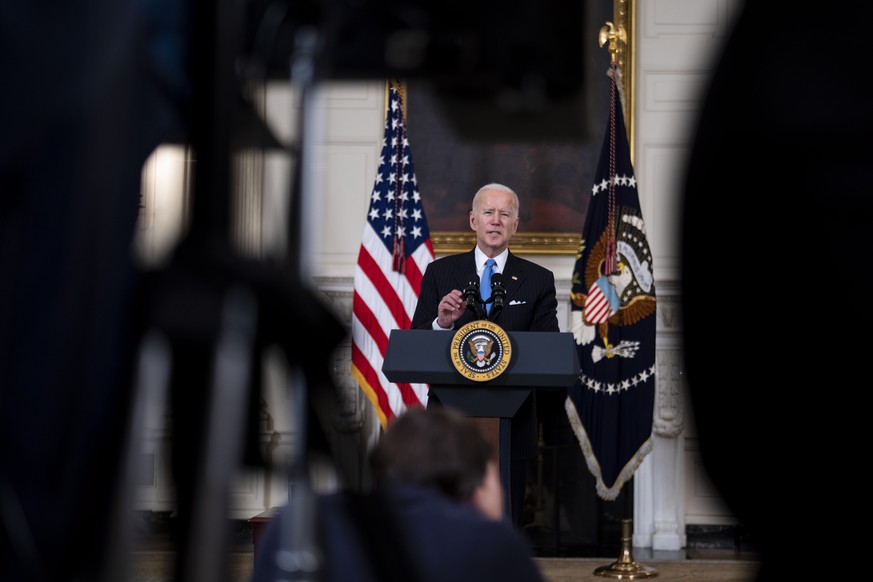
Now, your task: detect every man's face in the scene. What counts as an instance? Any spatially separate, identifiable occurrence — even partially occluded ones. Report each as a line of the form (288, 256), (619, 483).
(470, 189), (519, 256)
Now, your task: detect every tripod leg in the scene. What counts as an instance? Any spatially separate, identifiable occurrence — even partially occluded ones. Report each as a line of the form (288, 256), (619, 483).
(100, 331), (172, 582)
(179, 286), (258, 582)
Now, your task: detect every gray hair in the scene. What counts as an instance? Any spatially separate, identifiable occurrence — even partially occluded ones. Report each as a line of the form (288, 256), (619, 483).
(471, 183), (519, 217)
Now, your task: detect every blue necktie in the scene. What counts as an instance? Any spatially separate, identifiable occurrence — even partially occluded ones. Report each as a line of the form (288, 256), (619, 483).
(481, 258), (496, 314)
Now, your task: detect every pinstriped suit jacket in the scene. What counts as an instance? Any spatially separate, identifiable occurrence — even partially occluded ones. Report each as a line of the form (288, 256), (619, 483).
(410, 249), (559, 333)
(410, 248), (560, 459)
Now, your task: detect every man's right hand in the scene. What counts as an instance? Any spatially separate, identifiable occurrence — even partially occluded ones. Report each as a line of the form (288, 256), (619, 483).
(437, 289), (466, 329)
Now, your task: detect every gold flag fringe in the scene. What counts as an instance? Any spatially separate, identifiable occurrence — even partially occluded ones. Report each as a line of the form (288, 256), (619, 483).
(564, 395), (653, 501)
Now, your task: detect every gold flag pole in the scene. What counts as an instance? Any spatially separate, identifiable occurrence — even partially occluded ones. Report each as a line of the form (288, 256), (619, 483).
(592, 17), (657, 580)
(594, 519), (658, 579)
(386, 78), (407, 120)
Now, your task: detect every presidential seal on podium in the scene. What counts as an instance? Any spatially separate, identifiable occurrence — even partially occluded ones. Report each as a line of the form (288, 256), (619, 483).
(450, 320), (512, 382)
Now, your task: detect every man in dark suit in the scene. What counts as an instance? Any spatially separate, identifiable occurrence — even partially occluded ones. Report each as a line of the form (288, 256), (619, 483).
(410, 182), (559, 530)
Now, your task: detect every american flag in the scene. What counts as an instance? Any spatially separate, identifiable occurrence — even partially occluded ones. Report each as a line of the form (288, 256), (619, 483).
(351, 83), (434, 429)
(566, 64), (657, 500)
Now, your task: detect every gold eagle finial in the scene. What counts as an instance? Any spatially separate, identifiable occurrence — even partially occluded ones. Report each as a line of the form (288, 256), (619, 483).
(598, 21), (627, 65)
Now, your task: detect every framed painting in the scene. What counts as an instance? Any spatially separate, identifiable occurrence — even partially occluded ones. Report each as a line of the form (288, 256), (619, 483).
(404, 0), (635, 255)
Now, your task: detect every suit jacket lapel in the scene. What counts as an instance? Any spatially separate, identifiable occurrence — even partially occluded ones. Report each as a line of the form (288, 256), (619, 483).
(452, 249), (479, 292)
(503, 252), (524, 300)
(485, 252), (522, 324)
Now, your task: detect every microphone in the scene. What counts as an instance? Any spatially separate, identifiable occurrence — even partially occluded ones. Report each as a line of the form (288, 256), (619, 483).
(462, 281), (481, 311)
(489, 273), (506, 316)
(462, 280), (487, 320)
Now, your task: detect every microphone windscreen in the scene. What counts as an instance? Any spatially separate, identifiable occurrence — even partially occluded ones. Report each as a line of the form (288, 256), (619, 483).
(463, 281), (480, 306)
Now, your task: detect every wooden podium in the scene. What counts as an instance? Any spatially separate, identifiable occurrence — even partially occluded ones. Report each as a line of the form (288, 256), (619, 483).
(382, 328), (578, 523)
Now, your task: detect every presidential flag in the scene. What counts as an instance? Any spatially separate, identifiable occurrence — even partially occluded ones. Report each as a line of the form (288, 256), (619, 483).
(566, 64), (657, 500)
(351, 82), (435, 429)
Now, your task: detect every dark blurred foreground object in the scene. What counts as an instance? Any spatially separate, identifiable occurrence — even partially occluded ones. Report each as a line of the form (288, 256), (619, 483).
(681, 2), (873, 580)
(0, 1), (190, 580)
(245, 0), (592, 140)
(0, 1), (344, 581)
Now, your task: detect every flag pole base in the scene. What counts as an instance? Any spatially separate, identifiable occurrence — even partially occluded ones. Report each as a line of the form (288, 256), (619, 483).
(594, 519), (658, 579)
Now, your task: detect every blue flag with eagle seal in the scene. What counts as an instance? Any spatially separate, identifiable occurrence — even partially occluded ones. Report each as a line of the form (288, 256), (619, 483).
(566, 64), (656, 500)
